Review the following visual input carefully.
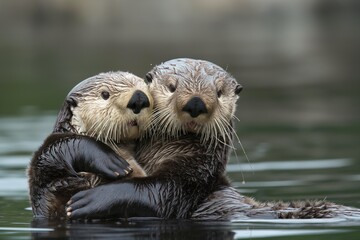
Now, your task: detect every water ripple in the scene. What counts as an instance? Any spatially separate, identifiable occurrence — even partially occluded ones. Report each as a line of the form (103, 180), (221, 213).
(226, 158), (352, 172)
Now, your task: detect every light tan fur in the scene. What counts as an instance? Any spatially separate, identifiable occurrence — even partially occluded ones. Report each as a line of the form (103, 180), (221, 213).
(70, 71), (153, 176)
(149, 59), (241, 150)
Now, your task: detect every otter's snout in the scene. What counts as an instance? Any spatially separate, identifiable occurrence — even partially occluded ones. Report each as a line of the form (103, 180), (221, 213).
(182, 97), (208, 118)
(127, 90), (150, 114)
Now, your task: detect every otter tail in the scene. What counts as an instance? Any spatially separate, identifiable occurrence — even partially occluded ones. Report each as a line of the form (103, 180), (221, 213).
(192, 187), (360, 221)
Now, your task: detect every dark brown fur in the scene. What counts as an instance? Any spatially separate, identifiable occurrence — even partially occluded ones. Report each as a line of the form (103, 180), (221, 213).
(192, 185), (360, 220)
(28, 133), (113, 217)
(28, 72), (152, 218)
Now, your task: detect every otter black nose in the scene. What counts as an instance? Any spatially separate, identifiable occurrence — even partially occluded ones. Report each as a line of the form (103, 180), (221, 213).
(127, 90), (150, 114)
(182, 97), (208, 118)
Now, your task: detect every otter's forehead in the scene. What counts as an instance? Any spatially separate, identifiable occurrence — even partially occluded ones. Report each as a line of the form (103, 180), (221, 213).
(68, 71), (145, 97)
(152, 58), (236, 86)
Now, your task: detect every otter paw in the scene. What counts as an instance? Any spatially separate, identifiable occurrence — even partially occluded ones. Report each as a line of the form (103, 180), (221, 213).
(66, 188), (109, 219)
(66, 184), (126, 220)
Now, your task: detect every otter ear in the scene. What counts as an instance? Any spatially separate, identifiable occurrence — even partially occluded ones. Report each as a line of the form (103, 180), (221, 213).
(234, 84), (243, 95)
(67, 97), (77, 107)
(53, 97), (77, 133)
(145, 72), (153, 84)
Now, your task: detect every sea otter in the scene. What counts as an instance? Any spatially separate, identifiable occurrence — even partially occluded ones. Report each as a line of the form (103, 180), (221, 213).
(66, 59), (360, 220)
(66, 58), (243, 219)
(28, 71), (153, 218)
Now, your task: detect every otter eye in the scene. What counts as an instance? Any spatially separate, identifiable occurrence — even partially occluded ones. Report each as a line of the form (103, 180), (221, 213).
(145, 73), (153, 84)
(234, 85), (243, 95)
(101, 91), (110, 100)
(168, 84), (176, 93)
(217, 90), (222, 98)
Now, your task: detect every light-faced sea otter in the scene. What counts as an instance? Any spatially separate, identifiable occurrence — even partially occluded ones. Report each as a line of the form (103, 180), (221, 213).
(28, 71), (153, 218)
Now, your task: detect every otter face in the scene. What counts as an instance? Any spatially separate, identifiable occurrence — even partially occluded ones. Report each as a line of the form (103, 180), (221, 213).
(146, 58), (242, 144)
(68, 71), (153, 142)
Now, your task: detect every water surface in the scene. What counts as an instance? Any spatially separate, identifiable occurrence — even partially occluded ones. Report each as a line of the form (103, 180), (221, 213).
(0, 115), (359, 239)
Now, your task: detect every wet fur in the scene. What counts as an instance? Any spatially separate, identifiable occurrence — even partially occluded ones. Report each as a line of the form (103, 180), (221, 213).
(28, 133), (109, 217)
(65, 59), (360, 220)
(144, 59), (360, 220)
(147, 59), (240, 148)
(135, 58), (241, 218)
(192, 186), (360, 220)
(65, 58), (243, 219)
(28, 72), (152, 218)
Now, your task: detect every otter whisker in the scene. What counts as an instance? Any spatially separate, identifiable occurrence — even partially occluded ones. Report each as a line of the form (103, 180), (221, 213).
(99, 118), (111, 142)
(211, 113), (237, 152)
(95, 118), (106, 141)
(104, 118), (112, 142)
(107, 139), (118, 153)
(142, 115), (153, 133)
(160, 111), (175, 137)
(205, 121), (217, 149)
(120, 122), (126, 141)
(223, 117), (251, 166)
(113, 121), (121, 143)
(108, 121), (117, 143)
(87, 118), (103, 138)
(232, 114), (240, 122)
(212, 118), (226, 148)
(219, 115), (237, 146)
(111, 120), (118, 142)
(208, 122), (218, 148)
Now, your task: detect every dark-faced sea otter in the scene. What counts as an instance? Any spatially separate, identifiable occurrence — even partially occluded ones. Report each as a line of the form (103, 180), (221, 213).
(66, 59), (360, 220)
(28, 71), (153, 218)
(67, 59), (360, 220)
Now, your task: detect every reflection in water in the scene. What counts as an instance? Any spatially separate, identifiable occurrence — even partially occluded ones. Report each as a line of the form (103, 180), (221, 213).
(226, 158), (352, 172)
(29, 218), (353, 240)
(28, 218), (357, 240)
(233, 229), (344, 239)
(31, 219), (236, 240)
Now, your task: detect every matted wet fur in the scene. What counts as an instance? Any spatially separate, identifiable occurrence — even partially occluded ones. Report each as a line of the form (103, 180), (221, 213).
(192, 186), (360, 220)
(67, 59), (360, 221)
(65, 58), (243, 219)
(28, 71), (153, 218)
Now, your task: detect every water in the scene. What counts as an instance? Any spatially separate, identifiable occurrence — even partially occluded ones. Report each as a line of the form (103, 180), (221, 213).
(1, 0), (360, 238)
(0, 115), (359, 239)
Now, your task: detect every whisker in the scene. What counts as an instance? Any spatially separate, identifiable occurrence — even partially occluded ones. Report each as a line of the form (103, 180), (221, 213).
(232, 114), (240, 122)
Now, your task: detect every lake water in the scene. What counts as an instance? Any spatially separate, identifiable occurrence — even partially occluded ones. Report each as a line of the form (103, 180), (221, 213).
(0, 114), (359, 240)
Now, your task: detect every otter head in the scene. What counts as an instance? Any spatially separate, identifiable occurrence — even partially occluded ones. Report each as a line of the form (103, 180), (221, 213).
(53, 71), (153, 142)
(146, 58), (242, 144)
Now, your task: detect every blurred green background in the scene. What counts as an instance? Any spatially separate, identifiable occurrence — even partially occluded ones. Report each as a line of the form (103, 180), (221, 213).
(1, 0), (360, 169)
(0, 0), (359, 126)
